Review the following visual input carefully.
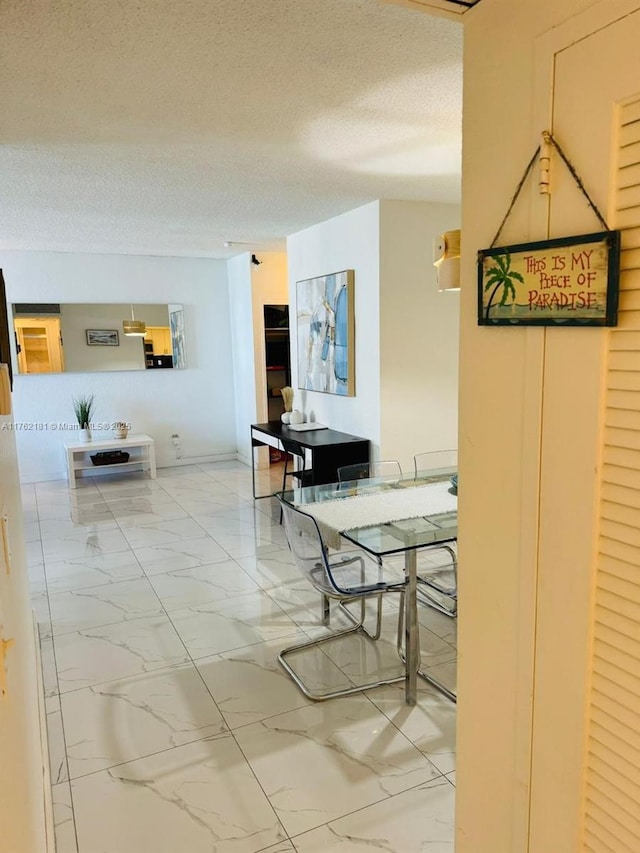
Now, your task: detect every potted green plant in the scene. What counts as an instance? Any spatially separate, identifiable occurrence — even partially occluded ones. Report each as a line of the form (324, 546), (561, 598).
(73, 394), (95, 442)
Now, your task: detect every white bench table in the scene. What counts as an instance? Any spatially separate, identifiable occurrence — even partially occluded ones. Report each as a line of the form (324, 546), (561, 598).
(64, 433), (156, 488)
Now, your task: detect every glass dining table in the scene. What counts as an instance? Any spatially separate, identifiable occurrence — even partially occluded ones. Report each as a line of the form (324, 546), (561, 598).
(279, 469), (458, 705)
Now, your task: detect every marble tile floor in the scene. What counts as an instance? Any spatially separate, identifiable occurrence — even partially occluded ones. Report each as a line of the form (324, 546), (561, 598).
(23, 460), (457, 853)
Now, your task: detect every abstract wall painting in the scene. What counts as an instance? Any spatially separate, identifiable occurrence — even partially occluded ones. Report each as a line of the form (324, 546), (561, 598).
(296, 270), (355, 396)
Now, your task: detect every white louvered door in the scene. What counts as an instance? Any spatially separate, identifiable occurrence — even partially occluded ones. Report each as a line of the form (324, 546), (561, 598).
(526, 13), (640, 850)
(584, 95), (640, 853)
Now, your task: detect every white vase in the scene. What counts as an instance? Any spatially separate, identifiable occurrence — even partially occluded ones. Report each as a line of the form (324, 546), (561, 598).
(281, 412), (291, 424)
(289, 410), (304, 425)
(79, 427), (92, 442)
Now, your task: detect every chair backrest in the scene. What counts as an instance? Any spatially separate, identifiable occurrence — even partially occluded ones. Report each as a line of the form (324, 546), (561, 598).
(280, 435), (305, 460)
(414, 449), (458, 478)
(337, 460), (402, 483)
(278, 499), (340, 596)
(337, 462), (369, 482)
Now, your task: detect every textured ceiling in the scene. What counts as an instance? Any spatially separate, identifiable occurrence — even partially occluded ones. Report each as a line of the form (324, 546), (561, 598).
(0, 0), (462, 258)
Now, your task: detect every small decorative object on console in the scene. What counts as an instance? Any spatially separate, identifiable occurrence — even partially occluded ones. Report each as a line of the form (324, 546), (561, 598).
(113, 421), (129, 439)
(90, 451), (130, 466)
(280, 386), (294, 424)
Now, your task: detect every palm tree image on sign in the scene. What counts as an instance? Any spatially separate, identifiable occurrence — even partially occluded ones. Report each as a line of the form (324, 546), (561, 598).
(477, 231), (621, 327)
(482, 252), (524, 321)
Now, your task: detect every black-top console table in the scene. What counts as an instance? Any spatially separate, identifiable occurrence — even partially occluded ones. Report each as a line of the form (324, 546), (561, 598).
(250, 421), (370, 499)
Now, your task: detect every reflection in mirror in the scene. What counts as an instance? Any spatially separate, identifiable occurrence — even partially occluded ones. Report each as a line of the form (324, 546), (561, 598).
(11, 303), (185, 375)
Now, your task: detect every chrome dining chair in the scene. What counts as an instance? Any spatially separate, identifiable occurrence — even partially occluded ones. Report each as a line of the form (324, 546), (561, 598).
(279, 436), (313, 523)
(337, 460), (402, 483)
(412, 449), (458, 617)
(337, 461), (402, 573)
(413, 449), (458, 479)
(277, 497), (407, 700)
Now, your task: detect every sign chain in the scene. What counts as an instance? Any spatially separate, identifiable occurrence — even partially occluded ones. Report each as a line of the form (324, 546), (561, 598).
(543, 132), (610, 232)
(490, 147), (540, 248)
(489, 132), (610, 250)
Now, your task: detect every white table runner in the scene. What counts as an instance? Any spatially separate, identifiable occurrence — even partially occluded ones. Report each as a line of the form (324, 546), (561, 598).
(307, 481), (456, 536)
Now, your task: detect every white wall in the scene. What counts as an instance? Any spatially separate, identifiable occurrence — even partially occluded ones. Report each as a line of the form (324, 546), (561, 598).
(287, 200), (459, 468)
(228, 254), (257, 465)
(0, 251), (236, 481)
(0, 419), (48, 853)
(287, 202), (382, 447)
(379, 200), (459, 471)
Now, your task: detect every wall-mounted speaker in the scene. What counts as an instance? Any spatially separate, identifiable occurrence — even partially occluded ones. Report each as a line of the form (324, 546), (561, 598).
(433, 230), (461, 292)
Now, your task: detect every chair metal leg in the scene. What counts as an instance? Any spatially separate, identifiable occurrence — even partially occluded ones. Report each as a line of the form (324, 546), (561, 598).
(397, 581), (456, 648)
(279, 590), (404, 701)
(417, 587), (457, 618)
(321, 594), (330, 626)
(415, 543), (458, 617)
(363, 593), (384, 641)
(338, 594), (383, 640)
(395, 634), (457, 704)
(450, 546), (458, 617)
(396, 593), (457, 703)
(396, 646), (457, 703)
(355, 557), (384, 641)
(397, 590), (405, 659)
(278, 618), (405, 701)
(279, 455), (289, 524)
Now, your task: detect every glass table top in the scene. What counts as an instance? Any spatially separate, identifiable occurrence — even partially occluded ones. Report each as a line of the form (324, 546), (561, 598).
(279, 469), (458, 558)
(341, 509), (457, 557)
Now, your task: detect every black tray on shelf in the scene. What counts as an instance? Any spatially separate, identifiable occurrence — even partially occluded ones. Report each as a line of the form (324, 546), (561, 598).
(90, 451), (130, 466)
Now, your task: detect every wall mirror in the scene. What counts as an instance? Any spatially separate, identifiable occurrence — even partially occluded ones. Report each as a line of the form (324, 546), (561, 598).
(11, 303), (186, 375)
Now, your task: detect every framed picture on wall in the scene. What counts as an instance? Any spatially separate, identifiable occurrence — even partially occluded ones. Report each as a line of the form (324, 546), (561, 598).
(477, 230), (620, 326)
(86, 329), (119, 346)
(296, 269), (355, 396)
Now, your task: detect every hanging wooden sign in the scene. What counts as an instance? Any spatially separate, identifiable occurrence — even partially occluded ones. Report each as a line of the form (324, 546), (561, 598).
(478, 230), (621, 326)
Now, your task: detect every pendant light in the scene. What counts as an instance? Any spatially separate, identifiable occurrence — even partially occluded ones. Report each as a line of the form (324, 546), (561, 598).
(123, 304), (146, 336)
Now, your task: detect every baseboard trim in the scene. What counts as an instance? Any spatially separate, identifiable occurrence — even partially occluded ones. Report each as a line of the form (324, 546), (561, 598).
(20, 452), (240, 484)
(163, 453), (238, 467)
